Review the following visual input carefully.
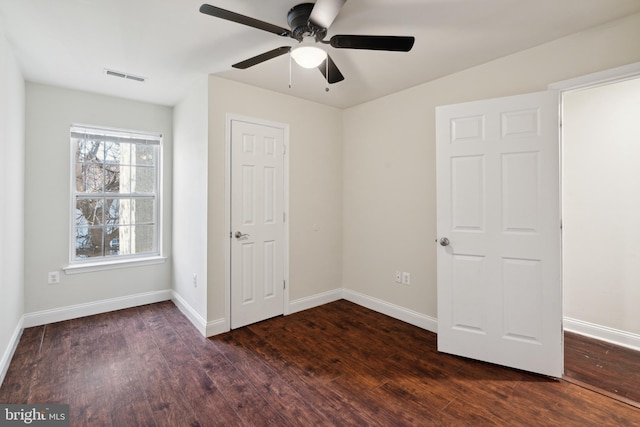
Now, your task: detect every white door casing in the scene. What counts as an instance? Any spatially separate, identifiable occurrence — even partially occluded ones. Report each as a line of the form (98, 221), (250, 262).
(230, 118), (286, 329)
(436, 90), (562, 377)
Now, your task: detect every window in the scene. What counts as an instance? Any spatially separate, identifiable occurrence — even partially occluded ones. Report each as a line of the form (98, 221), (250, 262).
(70, 125), (162, 264)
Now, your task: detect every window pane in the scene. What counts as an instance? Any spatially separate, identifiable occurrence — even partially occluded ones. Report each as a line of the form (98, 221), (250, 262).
(120, 165), (131, 193)
(105, 198), (123, 229)
(132, 198), (154, 224)
(76, 198), (103, 226)
(75, 163), (104, 193)
(117, 226), (132, 255)
(132, 225), (155, 253)
(119, 199), (132, 226)
(104, 165), (117, 192)
(75, 226), (104, 258)
(76, 139), (104, 163)
(132, 166), (155, 193)
(133, 144), (155, 166)
(107, 224), (122, 256)
(74, 208), (91, 253)
(104, 141), (126, 164)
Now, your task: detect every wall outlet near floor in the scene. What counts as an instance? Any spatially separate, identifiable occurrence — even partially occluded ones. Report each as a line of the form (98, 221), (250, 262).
(48, 271), (60, 284)
(395, 271), (402, 283)
(192, 273), (198, 287)
(402, 272), (411, 285)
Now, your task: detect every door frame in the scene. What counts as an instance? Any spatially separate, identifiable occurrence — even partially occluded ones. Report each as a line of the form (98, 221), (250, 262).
(224, 113), (290, 331)
(550, 61), (640, 352)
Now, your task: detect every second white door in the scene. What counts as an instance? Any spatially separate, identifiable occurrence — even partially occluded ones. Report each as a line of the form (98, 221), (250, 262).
(231, 119), (285, 329)
(436, 90), (562, 378)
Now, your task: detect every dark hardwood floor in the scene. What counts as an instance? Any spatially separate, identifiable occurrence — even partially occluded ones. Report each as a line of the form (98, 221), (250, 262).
(1, 300), (639, 426)
(564, 330), (640, 405)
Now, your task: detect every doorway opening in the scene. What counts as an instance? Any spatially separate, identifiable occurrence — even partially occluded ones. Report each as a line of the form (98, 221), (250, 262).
(561, 74), (640, 405)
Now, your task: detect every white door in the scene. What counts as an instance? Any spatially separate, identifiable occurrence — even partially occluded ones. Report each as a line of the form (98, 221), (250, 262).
(231, 119), (285, 329)
(436, 90), (562, 377)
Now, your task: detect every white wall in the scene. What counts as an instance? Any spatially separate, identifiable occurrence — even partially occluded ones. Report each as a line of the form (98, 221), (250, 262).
(563, 77), (640, 336)
(207, 76), (343, 323)
(342, 13), (640, 319)
(172, 76), (209, 325)
(0, 25), (25, 384)
(24, 83), (173, 317)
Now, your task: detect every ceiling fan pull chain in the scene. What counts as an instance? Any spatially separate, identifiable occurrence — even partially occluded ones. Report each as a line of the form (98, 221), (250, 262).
(289, 52), (293, 89)
(325, 57), (329, 92)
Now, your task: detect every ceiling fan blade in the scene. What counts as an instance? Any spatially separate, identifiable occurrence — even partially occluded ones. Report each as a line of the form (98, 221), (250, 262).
(309, 0), (347, 30)
(199, 4), (292, 37)
(232, 46), (292, 69)
(317, 55), (345, 84)
(330, 35), (415, 52)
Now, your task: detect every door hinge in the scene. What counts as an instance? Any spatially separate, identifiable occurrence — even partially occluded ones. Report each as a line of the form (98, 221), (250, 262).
(283, 144), (287, 156)
(283, 280), (286, 289)
(283, 212), (286, 223)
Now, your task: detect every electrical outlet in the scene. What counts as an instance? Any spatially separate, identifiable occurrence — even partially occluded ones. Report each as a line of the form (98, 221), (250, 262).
(402, 272), (411, 285)
(395, 271), (402, 283)
(48, 271), (60, 285)
(192, 273), (198, 287)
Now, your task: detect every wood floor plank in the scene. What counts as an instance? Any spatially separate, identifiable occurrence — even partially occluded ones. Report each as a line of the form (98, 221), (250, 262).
(226, 326), (379, 426)
(107, 380), (156, 427)
(134, 305), (205, 427)
(151, 304), (243, 427)
(250, 311), (388, 388)
(27, 322), (71, 404)
(200, 348), (289, 426)
(69, 387), (113, 427)
(564, 331), (640, 403)
(0, 326), (43, 403)
(221, 330), (342, 426)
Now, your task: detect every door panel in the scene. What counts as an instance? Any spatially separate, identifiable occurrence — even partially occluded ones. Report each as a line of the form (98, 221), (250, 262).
(436, 90), (562, 378)
(451, 155), (485, 231)
(231, 119), (285, 329)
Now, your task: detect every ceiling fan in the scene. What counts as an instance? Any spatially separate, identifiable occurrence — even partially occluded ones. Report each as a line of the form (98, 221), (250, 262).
(199, 0), (415, 84)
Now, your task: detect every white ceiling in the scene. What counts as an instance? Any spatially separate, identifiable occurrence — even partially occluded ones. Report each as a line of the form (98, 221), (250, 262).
(1, 0), (639, 109)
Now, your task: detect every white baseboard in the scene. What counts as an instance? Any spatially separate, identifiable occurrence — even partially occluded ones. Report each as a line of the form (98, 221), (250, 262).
(0, 317), (24, 388)
(205, 319), (227, 337)
(564, 317), (640, 352)
(171, 291), (208, 336)
(288, 288), (343, 315)
(23, 290), (173, 328)
(343, 289), (438, 333)
(171, 291), (227, 337)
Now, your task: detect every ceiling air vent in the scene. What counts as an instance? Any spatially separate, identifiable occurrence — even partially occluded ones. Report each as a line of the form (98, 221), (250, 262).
(104, 68), (146, 83)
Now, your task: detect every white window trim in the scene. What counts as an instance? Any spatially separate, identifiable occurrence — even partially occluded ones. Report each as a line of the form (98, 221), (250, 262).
(63, 255), (167, 275)
(67, 123), (164, 270)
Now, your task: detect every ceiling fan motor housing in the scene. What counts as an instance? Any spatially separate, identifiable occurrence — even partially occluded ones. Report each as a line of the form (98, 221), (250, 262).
(287, 3), (325, 40)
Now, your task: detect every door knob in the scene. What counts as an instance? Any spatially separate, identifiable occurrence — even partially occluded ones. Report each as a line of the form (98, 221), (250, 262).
(235, 231), (250, 239)
(439, 237), (450, 247)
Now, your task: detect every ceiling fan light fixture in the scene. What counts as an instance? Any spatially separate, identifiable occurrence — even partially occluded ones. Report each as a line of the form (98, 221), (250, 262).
(291, 45), (327, 69)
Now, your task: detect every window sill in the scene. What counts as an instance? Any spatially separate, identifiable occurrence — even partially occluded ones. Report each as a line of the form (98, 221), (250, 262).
(63, 256), (167, 275)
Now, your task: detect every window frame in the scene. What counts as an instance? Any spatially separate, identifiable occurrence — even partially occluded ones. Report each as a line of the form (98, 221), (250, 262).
(65, 124), (164, 273)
